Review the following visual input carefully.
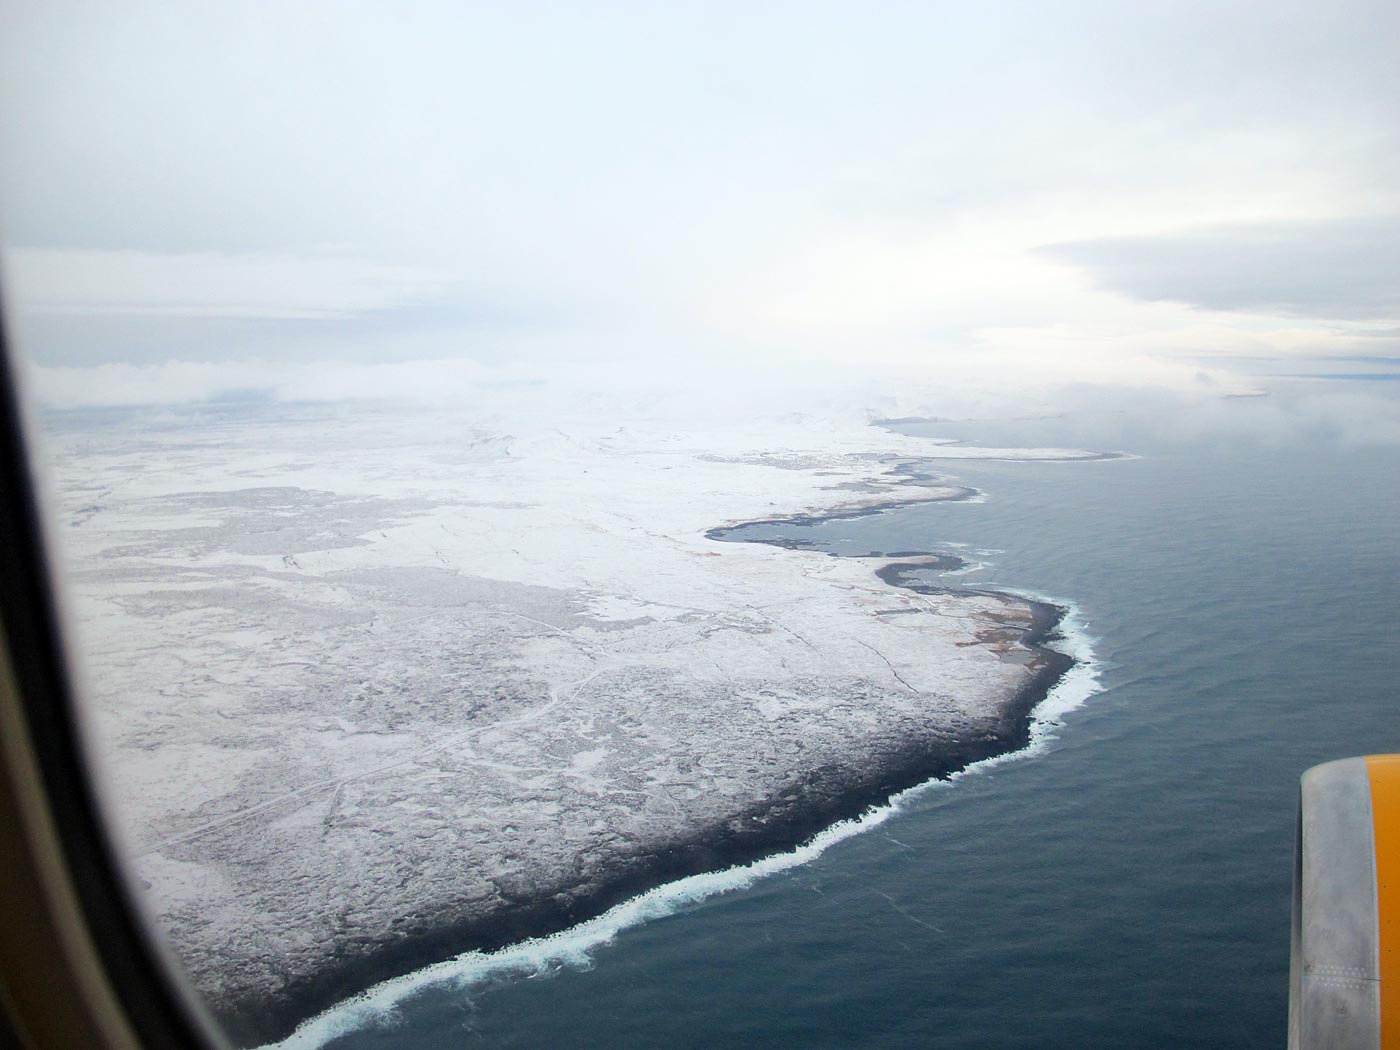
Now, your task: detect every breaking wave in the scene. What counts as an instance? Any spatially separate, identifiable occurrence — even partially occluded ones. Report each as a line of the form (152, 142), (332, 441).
(261, 601), (1101, 1050)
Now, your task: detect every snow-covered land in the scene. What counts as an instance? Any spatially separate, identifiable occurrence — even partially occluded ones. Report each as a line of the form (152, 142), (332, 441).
(40, 398), (1105, 1044)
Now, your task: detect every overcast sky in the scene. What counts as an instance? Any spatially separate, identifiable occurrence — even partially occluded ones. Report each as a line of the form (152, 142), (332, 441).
(2, 0), (1398, 405)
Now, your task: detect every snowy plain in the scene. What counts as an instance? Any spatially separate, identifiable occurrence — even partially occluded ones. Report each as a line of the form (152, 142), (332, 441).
(40, 395), (1108, 1043)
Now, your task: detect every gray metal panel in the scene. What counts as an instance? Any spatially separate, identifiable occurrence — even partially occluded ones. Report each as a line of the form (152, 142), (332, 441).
(1290, 757), (1381, 1050)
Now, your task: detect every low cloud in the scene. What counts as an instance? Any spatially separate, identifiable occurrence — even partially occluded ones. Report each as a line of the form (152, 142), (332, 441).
(1041, 217), (1400, 321)
(0, 248), (562, 366)
(4, 248), (451, 319)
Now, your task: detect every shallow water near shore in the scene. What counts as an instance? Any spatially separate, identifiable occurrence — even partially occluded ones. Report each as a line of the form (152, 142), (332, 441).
(303, 390), (1400, 1049)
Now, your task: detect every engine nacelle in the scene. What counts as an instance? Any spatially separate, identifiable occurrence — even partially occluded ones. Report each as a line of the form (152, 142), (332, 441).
(1291, 756), (1400, 1049)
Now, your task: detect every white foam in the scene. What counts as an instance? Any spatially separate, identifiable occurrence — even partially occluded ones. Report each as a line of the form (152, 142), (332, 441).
(968, 593), (1102, 761)
(940, 559), (988, 576)
(260, 599), (1102, 1050)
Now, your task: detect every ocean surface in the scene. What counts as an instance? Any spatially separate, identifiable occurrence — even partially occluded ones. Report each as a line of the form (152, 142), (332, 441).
(299, 384), (1400, 1050)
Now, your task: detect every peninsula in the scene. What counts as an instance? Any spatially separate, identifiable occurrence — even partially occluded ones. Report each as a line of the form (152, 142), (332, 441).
(46, 401), (1104, 1045)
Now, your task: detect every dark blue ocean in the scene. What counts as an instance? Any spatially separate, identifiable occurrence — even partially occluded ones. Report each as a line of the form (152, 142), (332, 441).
(310, 383), (1400, 1050)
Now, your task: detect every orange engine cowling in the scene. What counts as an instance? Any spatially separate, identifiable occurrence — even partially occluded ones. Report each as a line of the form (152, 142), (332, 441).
(1292, 756), (1400, 1050)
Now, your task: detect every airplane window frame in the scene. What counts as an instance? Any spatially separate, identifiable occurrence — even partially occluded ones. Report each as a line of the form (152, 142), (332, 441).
(0, 307), (224, 1050)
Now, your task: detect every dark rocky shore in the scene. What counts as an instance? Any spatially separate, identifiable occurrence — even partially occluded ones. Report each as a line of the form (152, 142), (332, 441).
(220, 501), (1075, 1047)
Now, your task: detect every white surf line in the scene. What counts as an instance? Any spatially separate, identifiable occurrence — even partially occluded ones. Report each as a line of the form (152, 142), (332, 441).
(259, 598), (1103, 1050)
(968, 593), (1103, 761)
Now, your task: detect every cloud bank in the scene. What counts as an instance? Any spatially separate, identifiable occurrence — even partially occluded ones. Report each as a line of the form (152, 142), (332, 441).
(1, 0), (1398, 400)
(1043, 218), (1400, 320)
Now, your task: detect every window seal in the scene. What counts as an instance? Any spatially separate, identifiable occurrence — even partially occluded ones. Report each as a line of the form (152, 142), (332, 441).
(0, 300), (227, 1049)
